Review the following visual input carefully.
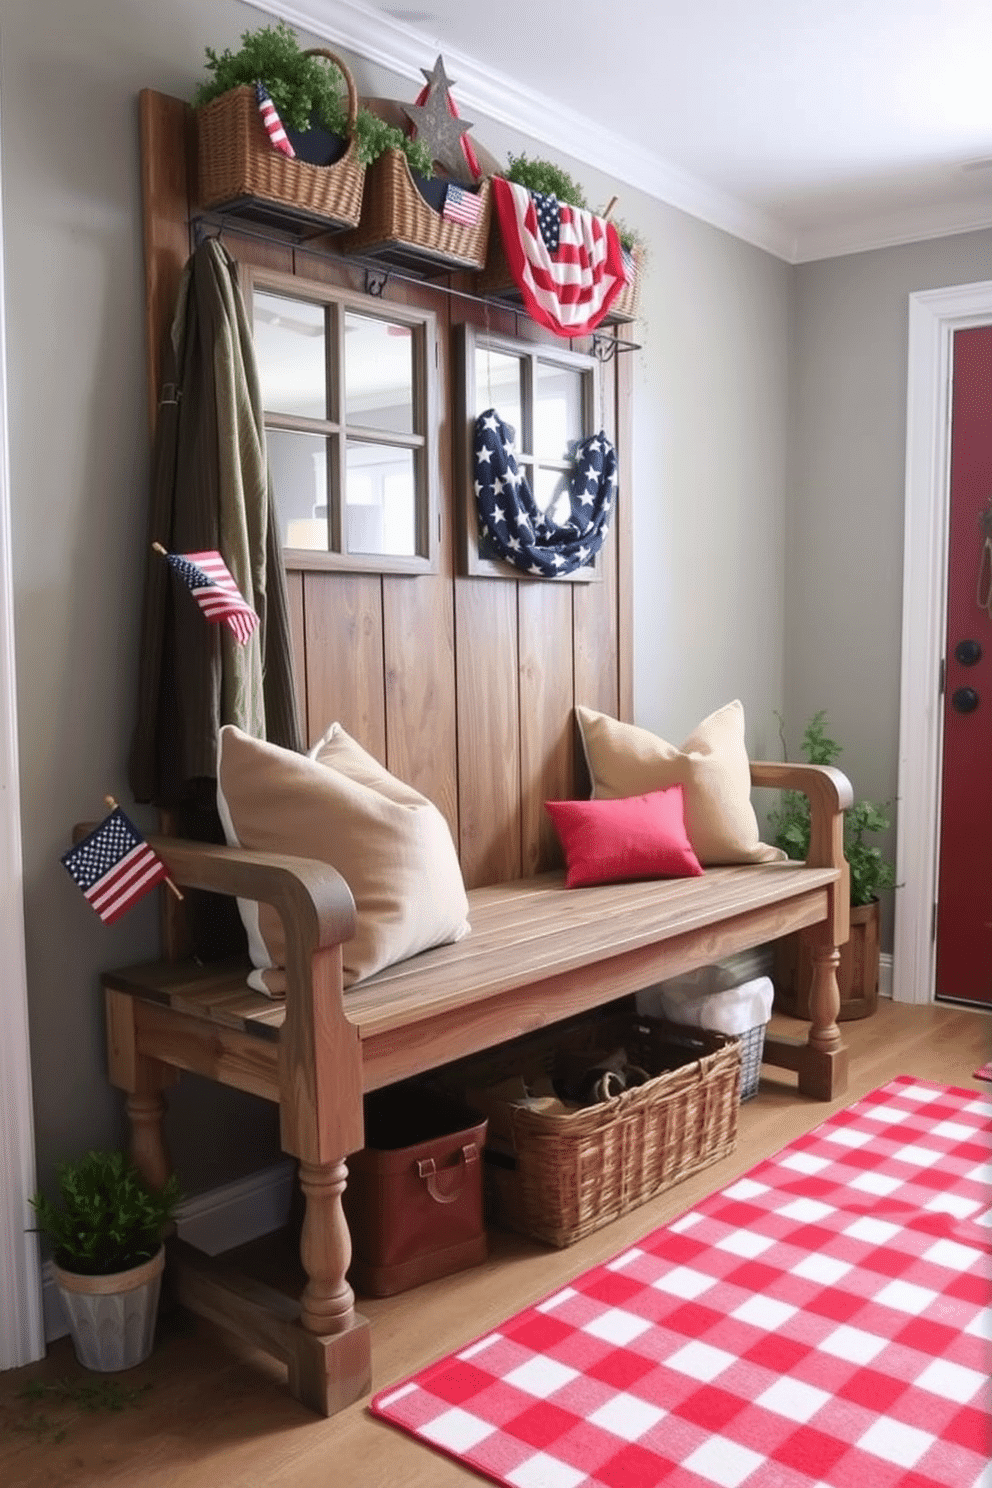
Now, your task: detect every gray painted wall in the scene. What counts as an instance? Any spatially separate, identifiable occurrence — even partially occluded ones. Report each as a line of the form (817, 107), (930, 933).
(788, 231), (992, 946)
(2, 0), (952, 1199)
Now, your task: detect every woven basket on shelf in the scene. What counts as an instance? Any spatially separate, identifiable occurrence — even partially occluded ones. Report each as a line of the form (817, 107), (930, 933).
(339, 149), (491, 270)
(470, 1013), (740, 1249)
(195, 48), (365, 229)
(477, 228), (643, 326)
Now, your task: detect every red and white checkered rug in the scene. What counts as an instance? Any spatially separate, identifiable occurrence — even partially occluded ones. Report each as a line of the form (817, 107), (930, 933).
(371, 1078), (992, 1488)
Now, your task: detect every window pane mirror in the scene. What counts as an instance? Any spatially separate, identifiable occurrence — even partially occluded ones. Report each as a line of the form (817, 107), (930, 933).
(344, 313), (414, 435)
(458, 323), (601, 582)
(248, 269), (438, 575)
(253, 291), (326, 419)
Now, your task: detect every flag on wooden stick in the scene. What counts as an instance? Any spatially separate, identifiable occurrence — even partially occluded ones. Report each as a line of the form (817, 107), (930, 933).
(62, 807), (169, 924)
(159, 546), (259, 645)
(255, 83), (295, 158)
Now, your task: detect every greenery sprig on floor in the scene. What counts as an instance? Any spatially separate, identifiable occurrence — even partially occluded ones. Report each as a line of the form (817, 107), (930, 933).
(10, 1376), (151, 1445)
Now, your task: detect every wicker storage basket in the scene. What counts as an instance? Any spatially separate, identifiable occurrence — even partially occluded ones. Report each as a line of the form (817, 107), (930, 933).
(477, 228), (642, 326)
(472, 1013), (740, 1248)
(195, 49), (365, 230)
(339, 149), (491, 271)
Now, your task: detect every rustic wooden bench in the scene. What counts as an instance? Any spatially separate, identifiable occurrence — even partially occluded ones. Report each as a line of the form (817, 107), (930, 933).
(100, 757), (851, 1418)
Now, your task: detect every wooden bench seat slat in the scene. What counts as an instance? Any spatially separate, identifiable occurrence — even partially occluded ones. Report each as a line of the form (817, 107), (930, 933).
(345, 864), (839, 1035)
(104, 864), (838, 1047)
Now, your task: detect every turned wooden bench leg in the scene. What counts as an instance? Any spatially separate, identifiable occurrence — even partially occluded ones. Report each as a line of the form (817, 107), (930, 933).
(298, 1158), (356, 1335)
(288, 1158), (371, 1416)
(127, 1090), (173, 1191)
(105, 988), (178, 1189)
(798, 940), (849, 1100)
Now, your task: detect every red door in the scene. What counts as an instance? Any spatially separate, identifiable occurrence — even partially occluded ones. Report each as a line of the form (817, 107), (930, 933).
(935, 324), (992, 1006)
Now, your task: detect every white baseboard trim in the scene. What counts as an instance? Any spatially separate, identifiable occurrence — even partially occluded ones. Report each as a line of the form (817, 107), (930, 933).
(879, 953), (894, 999)
(42, 1159), (297, 1344)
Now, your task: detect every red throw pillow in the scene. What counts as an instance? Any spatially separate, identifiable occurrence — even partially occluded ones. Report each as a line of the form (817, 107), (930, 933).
(545, 786), (704, 889)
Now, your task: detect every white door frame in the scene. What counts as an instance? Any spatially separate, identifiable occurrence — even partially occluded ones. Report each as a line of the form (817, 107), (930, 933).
(894, 279), (992, 1005)
(0, 82), (44, 1364)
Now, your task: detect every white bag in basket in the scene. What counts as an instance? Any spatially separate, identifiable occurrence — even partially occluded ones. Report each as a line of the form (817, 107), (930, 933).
(636, 968), (773, 1037)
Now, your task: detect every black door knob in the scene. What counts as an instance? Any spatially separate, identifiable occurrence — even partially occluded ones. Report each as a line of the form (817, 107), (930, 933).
(951, 686), (980, 714)
(954, 639), (983, 666)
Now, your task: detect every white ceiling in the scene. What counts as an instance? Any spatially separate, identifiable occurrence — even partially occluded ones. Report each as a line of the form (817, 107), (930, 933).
(257, 0), (992, 261)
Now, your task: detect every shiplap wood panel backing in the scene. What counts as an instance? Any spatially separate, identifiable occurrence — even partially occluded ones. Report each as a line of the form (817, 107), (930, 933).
(140, 90), (632, 891)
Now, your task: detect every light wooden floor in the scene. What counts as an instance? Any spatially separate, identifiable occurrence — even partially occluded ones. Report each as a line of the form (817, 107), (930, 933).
(2, 999), (989, 1488)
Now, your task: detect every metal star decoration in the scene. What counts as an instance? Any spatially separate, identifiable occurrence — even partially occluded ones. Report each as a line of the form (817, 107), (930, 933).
(402, 55), (476, 184)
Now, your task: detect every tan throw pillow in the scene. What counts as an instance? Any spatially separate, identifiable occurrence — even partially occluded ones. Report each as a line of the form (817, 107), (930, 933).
(217, 724), (470, 993)
(575, 701), (784, 866)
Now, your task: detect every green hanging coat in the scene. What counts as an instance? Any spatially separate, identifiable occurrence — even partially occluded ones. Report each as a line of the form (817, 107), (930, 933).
(129, 237), (302, 810)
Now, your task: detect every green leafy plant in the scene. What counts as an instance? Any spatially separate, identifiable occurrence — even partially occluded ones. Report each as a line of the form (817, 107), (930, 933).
(601, 213), (645, 256)
(767, 710), (897, 907)
(30, 1151), (180, 1277)
(501, 157), (644, 254)
(503, 153), (588, 209)
(195, 22), (349, 133)
(194, 21), (432, 173)
(357, 113), (433, 178)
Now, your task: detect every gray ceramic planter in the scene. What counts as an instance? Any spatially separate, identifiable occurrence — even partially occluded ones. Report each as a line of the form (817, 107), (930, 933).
(53, 1245), (165, 1371)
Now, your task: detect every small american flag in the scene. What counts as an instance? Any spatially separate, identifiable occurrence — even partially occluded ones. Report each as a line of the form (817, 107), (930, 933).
(62, 808), (168, 925)
(166, 549), (259, 646)
(442, 183), (483, 228)
(255, 82), (295, 158)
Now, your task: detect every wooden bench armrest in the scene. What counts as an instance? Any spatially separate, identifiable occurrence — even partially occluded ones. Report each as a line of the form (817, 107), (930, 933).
(749, 761), (852, 872)
(145, 834), (363, 1163)
(145, 835), (356, 955)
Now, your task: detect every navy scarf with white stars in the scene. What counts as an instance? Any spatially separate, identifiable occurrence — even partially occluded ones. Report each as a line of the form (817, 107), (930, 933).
(474, 409), (618, 577)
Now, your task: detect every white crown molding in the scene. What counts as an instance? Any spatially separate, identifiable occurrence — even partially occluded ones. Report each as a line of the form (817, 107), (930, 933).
(246, 0), (795, 261)
(793, 196), (992, 264)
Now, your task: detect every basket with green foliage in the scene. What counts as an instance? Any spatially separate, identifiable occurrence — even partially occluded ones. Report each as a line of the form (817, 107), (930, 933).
(482, 153), (643, 321)
(194, 22), (430, 228)
(195, 22), (431, 174)
(502, 153), (589, 209)
(31, 1150), (180, 1277)
(768, 710), (897, 907)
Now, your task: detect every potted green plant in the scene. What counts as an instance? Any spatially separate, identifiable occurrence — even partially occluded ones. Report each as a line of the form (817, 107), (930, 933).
(31, 1151), (180, 1371)
(768, 710), (896, 1019)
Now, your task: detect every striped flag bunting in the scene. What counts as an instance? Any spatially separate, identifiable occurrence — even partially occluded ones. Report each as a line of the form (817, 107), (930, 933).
(255, 82), (295, 158)
(165, 549), (259, 646)
(62, 808), (168, 924)
(491, 177), (626, 337)
(442, 183), (483, 228)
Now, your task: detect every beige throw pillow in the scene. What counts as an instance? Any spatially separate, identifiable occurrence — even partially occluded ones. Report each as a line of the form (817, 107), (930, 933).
(575, 701), (784, 866)
(217, 724), (470, 993)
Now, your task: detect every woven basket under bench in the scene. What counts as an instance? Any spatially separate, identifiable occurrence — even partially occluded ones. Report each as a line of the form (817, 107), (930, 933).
(464, 1013), (740, 1248)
